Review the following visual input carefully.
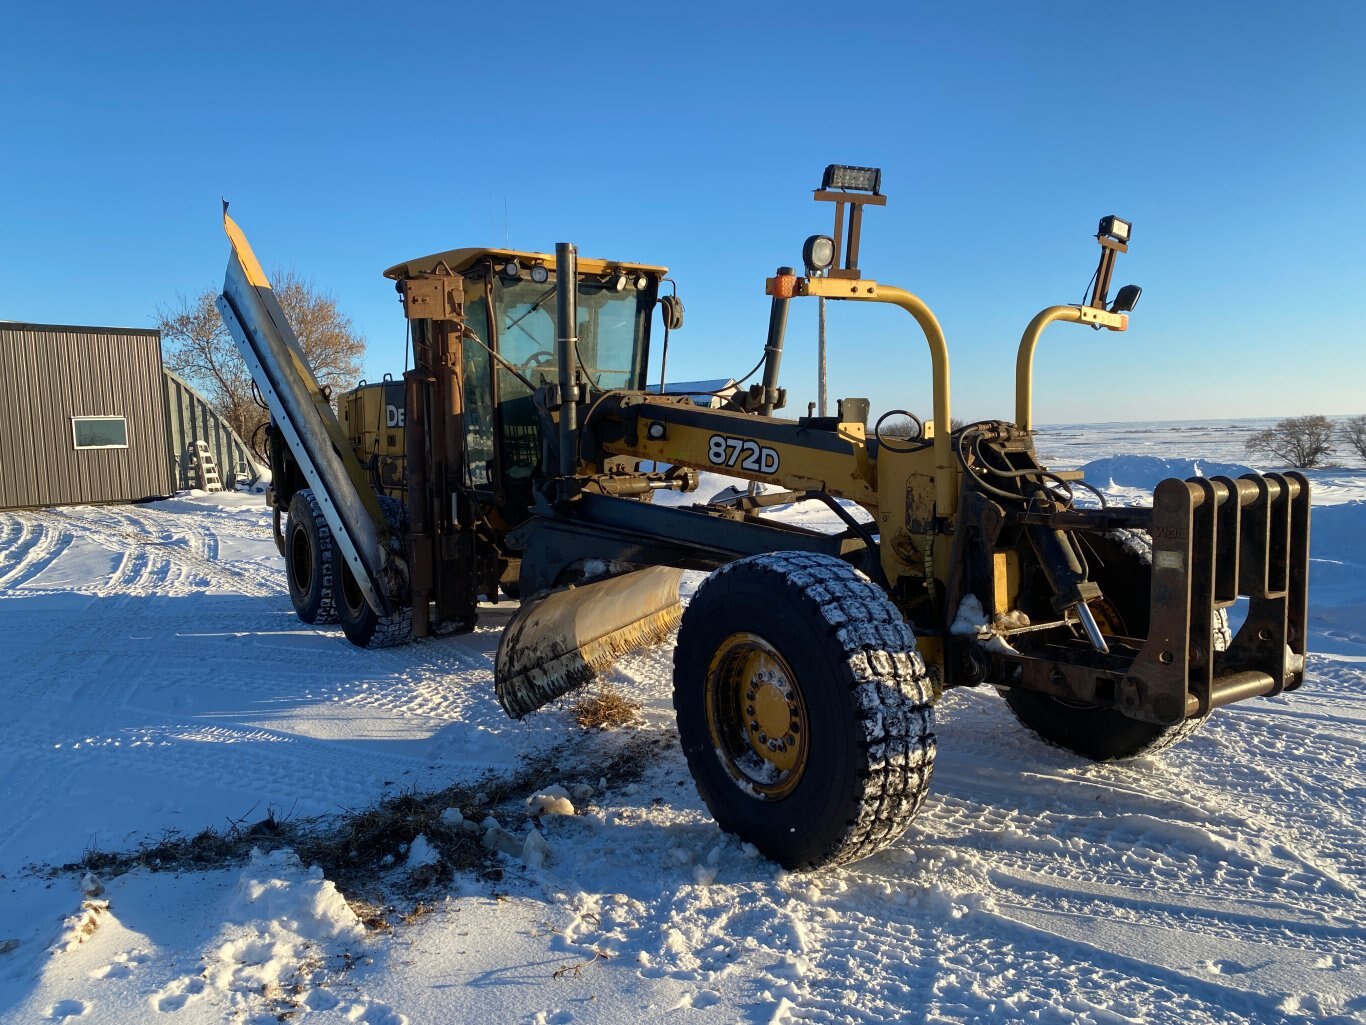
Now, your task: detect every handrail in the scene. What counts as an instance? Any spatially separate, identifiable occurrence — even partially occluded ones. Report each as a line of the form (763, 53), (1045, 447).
(1015, 304), (1128, 431)
(777, 275), (956, 517)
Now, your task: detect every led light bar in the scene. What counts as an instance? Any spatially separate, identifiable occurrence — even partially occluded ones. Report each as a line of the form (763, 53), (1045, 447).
(821, 164), (882, 195)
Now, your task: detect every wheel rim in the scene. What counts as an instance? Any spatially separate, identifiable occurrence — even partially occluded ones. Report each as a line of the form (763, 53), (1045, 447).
(704, 632), (808, 799)
(340, 562), (365, 618)
(1053, 597), (1127, 710)
(1088, 596), (1126, 637)
(289, 524), (312, 592)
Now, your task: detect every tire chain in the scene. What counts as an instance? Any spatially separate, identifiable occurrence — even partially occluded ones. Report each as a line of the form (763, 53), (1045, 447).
(697, 552), (937, 867)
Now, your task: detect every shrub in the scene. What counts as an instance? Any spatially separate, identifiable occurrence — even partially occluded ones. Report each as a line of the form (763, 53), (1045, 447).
(1340, 415), (1366, 463)
(1244, 415), (1335, 468)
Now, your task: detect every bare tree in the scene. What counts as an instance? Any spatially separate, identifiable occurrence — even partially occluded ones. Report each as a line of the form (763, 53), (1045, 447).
(1340, 415), (1366, 463)
(877, 415), (963, 440)
(158, 271), (365, 449)
(1243, 414), (1335, 468)
(878, 415), (920, 439)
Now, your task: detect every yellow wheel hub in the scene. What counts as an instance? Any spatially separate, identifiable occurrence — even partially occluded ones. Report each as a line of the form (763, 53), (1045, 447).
(704, 633), (808, 798)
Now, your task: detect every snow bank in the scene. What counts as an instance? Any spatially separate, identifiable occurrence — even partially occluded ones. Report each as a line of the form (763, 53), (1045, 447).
(1078, 455), (1258, 492)
(1311, 500), (1366, 567)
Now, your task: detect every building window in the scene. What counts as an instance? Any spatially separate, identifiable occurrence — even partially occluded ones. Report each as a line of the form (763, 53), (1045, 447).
(72, 416), (129, 449)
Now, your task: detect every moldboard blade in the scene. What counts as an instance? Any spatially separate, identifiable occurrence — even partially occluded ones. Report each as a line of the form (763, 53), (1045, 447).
(495, 566), (685, 719)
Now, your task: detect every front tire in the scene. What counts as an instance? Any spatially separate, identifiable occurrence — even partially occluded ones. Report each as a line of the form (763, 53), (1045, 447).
(673, 552), (936, 869)
(285, 489), (336, 624)
(1001, 528), (1226, 760)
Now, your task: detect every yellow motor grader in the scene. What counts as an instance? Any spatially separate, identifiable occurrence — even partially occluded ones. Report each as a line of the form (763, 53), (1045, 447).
(218, 167), (1308, 869)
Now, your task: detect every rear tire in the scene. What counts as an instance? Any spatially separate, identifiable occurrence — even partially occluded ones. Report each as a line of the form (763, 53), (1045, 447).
(1001, 528), (1226, 760)
(335, 495), (412, 649)
(673, 552), (936, 869)
(286, 489), (336, 624)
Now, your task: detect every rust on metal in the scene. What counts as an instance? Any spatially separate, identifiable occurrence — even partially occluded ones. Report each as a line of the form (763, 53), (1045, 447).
(1134, 471), (1310, 723)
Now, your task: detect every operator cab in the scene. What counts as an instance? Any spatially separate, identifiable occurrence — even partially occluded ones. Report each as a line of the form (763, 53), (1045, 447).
(384, 247), (665, 522)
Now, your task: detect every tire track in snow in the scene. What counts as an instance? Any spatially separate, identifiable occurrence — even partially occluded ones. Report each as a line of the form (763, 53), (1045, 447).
(796, 848), (1362, 1025)
(53, 506), (280, 597)
(933, 687), (1364, 912)
(0, 502), (563, 863)
(0, 512), (74, 591)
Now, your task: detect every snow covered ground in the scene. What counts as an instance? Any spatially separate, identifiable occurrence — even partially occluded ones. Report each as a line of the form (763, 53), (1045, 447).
(1, 419), (1363, 1024)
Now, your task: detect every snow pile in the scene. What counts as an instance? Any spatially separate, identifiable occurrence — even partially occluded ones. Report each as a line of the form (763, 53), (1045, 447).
(1078, 455), (1258, 492)
(527, 785), (576, 817)
(49, 898), (110, 955)
(1311, 500), (1366, 568)
(949, 594), (990, 636)
(1308, 500), (1366, 649)
(192, 848), (377, 1018)
(229, 848), (365, 942)
(405, 833), (440, 870)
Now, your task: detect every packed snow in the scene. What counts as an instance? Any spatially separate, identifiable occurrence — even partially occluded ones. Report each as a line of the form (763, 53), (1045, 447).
(0, 418), (1363, 1024)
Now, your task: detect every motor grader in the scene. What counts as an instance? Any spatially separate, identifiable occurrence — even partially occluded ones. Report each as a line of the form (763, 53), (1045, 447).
(217, 168), (1309, 870)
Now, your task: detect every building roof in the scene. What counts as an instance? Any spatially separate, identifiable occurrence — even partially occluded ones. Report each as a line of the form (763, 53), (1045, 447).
(0, 321), (160, 338)
(646, 379), (737, 395)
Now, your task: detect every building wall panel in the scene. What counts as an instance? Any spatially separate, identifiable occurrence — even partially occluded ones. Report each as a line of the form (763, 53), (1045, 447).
(0, 324), (174, 509)
(161, 369), (262, 490)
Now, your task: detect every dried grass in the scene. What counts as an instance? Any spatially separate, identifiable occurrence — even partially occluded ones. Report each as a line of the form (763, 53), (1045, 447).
(571, 685), (642, 730)
(68, 733), (667, 927)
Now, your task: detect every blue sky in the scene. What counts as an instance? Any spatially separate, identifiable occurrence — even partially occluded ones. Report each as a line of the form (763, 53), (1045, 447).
(2, 1), (1362, 424)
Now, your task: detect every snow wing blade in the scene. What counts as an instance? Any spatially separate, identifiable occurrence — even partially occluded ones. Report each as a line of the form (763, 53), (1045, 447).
(216, 209), (398, 616)
(495, 567), (685, 719)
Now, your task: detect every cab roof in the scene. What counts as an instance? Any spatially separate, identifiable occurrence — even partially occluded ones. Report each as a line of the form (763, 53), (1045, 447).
(383, 247), (668, 281)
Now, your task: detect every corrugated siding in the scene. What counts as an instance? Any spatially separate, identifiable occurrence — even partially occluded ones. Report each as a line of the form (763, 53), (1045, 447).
(0, 324), (174, 509)
(161, 369), (263, 490)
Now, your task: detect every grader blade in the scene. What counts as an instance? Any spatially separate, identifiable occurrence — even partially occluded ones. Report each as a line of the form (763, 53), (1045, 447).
(495, 566), (685, 719)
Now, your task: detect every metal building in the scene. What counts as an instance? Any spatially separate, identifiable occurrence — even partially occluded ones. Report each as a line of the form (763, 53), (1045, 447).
(0, 322), (175, 509)
(162, 369), (262, 491)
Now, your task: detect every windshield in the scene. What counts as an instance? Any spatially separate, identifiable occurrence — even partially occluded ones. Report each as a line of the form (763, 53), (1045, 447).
(494, 275), (651, 392)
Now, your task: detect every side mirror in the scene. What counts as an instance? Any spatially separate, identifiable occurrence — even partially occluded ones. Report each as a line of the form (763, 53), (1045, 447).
(659, 294), (684, 331)
(1110, 284), (1142, 313)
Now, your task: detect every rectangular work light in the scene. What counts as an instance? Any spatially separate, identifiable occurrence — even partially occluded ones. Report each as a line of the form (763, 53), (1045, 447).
(821, 164), (882, 194)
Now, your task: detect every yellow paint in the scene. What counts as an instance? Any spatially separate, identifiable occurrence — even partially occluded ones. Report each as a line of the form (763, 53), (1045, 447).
(604, 401), (879, 507)
(873, 448), (943, 610)
(1015, 305), (1128, 431)
(915, 636), (944, 685)
(342, 382), (406, 499)
(384, 247), (667, 282)
(992, 550), (1020, 615)
(705, 632), (808, 795)
(222, 211), (272, 289)
(784, 275), (956, 518)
